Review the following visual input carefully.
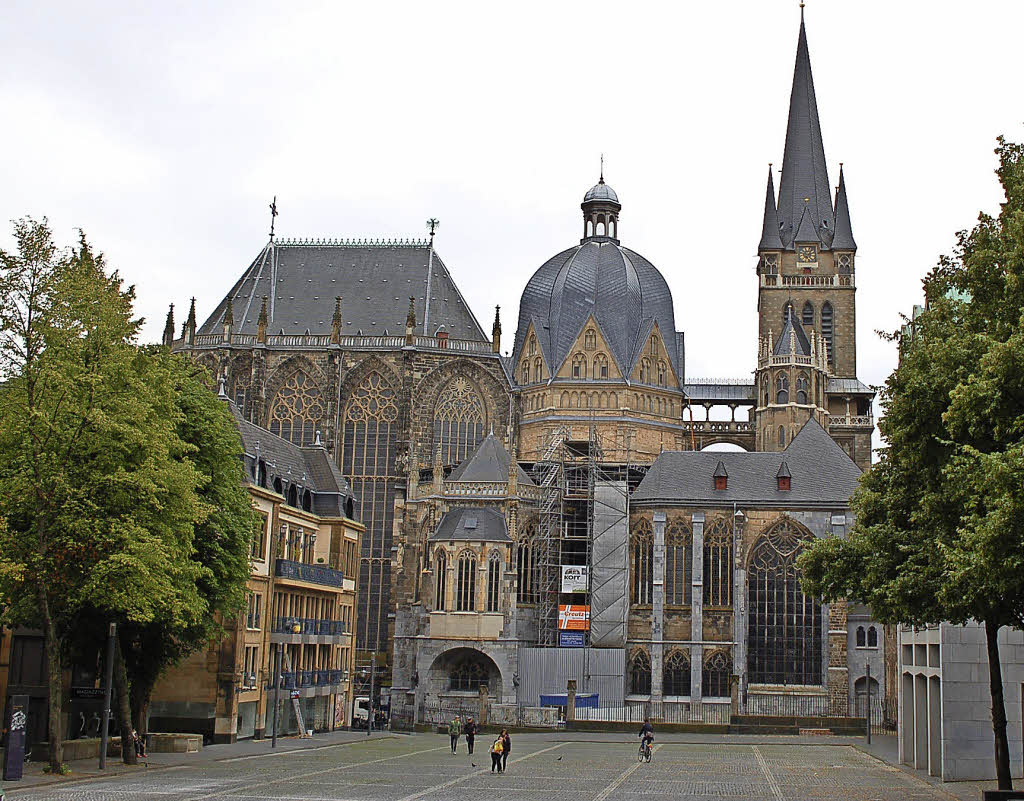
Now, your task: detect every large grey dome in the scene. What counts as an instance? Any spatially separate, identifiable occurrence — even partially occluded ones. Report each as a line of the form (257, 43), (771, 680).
(512, 239), (681, 383)
(583, 180), (619, 204)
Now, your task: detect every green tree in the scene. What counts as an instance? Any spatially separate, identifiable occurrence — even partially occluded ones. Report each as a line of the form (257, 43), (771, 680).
(799, 138), (1024, 790)
(116, 351), (255, 742)
(0, 220), (204, 771)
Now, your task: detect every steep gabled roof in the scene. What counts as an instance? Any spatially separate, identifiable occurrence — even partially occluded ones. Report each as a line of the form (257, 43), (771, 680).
(199, 240), (487, 341)
(777, 13), (833, 249)
(447, 431), (535, 486)
(831, 165), (857, 251)
(758, 166), (785, 251)
(774, 308), (811, 357)
(429, 507), (510, 542)
(632, 418), (861, 507)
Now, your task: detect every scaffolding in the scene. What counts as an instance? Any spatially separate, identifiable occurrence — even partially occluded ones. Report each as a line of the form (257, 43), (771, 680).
(532, 421), (632, 650)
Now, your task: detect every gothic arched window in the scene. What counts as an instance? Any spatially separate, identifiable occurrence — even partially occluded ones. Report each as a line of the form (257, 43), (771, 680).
(486, 551), (502, 612)
(269, 370), (326, 446)
(521, 361), (530, 384)
(594, 353), (609, 379)
(821, 302), (834, 364)
(433, 377), (486, 467)
(631, 518), (653, 605)
(664, 649), (691, 697)
(572, 353), (586, 379)
(782, 300), (794, 323)
(449, 655), (488, 692)
(649, 336), (659, 356)
(868, 626), (878, 648)
(534, 356), (543, 381)
(629, 649), (652, 696)
(665, 517), (692, 605)
(703, 515), (733, 607)
(584, 328), (597, 350)
(802, 301), (814, 329)
(778, 425), (786, 447)
(343, 370), (400, 652)
(455, 551), (477, 612)
(856, 626), (866, 647)
(775, 372), (789, 404)
(434, 549), (448, 611)
(657, 361), (667, 386)
(703, 650), (733, 698)
(796, 372), (809, 405)
(516, 520), (540, 604)
(747, 519), (822, 685)
(639, 358), (651, 384)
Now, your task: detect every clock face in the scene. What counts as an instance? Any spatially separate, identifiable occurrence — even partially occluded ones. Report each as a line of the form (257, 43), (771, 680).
(797, 245), (817, 263)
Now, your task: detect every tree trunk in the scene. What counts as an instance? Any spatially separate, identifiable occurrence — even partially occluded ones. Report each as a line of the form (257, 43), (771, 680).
(984, 618), (1013, 790)
(38, 591), (63, 773)
(112, 638), (137, 765)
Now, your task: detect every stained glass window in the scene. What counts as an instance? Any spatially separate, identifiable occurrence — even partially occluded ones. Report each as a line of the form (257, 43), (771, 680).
(343, 370), (400, 653)
(456, 551), (477, 612)
(516, 519), (539, 604)
(665, 517), (691, 605)
(747, 519), (822, 685)
(663, 649), (690, 696)
(486, 551), (501, 612)
(703, 516), (733, 607)
(269, 370), (325, 446)
(631, 518), (653, 605)
(434, 550), (447, 611)
(703, 650), (732, 697)
(433, 377), (486, 467)
(449, 655), (488, 691)
(629, 649), (651, 696)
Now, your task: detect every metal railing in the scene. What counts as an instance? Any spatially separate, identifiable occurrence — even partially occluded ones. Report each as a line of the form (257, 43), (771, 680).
(274, 558), (346, 587)
(188, 332), (495, 354)
(271, 616), (349, 636)
(745, 692), (830, 717)
(276, 669), (345, 689)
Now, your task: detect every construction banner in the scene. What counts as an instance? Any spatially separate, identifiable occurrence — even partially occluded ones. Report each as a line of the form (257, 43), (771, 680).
(558, 604), (590, 630)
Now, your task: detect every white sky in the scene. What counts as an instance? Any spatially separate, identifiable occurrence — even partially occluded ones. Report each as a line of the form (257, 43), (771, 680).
(4, 0), (1023, 433)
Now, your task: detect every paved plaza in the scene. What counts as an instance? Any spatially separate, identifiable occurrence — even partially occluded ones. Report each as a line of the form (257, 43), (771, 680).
(3, 733), (965, 801)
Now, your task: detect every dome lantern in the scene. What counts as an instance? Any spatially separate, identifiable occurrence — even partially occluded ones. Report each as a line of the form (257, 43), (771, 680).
(581, 168), (621, 243)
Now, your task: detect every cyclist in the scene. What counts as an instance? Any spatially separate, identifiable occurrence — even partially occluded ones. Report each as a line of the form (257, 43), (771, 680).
(638, 717), (654, 758)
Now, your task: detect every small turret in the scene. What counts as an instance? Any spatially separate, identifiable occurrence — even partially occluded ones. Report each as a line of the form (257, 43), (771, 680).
(184, 297), (197, 346)
(492, 305), (502, 354)
(257, 296), (268, 344)
(758, 165), (784, 252)
(162, 304), (175, 347)
(331, 296), (343, 345)
(222, 297), (234, 343)
(406, 297), (417, 345)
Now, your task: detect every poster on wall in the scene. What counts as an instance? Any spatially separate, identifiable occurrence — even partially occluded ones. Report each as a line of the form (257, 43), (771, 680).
(560, 565), (589, 594)
(558, 604), (590, 630)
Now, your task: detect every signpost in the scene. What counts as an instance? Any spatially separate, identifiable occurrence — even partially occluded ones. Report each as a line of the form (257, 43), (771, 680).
(2, 694), (28, 781)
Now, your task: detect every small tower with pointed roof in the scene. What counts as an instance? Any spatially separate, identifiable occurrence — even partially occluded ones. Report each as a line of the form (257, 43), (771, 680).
(756, 8), (859, 380)
(491, 305), (501, 354)
(162, 304), (175, 347)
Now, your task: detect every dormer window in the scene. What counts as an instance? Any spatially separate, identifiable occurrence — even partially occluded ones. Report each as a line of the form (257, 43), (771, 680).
(713, 461), (728, 491)
(777, 461), (791, 491)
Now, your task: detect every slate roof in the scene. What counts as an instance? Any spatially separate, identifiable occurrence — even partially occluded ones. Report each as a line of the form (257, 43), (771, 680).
(583, 180), (620, 204)
(776, 14), (835, 250)
(429, 507), (510, 542)
(632, 418), (861, 508)
(512, 239), (681, 383)
(826, 377), (873, 395)
(198, 240), (488, 341)
(229, 402), (356, 518)
(831, 166), (857, 251)
(447, 431), (536, 486)
(774, 309), (811, 356)
(682, 381), (756, 403)
(758, 166), (785, 251)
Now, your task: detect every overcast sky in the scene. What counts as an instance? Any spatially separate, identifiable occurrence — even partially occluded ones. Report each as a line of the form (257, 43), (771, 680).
(4, 1), (1023, 427)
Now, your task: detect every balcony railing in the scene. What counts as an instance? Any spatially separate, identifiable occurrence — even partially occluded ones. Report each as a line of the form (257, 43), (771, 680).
(829, 414), (873, 427)
(277, 669), (346, 689)
(760, 273), (855, 289)
(274, 559), (346, 588)
(189, 333), (495, 354)
(271, 616), (350, 636)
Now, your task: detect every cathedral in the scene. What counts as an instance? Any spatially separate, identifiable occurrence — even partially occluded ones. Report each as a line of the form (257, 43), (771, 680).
(172, 11), (881, 727)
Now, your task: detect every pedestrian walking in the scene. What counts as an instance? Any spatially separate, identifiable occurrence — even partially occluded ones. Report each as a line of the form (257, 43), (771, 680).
(448, 716), (461, 754)
(464, 717), (476, 755)
(490, 734), (504, 772)
(500, 729), (511, 772)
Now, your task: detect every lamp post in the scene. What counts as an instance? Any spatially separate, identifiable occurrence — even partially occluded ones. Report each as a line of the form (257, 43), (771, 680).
(99, 622), (116, 769)
(865, 662), (872, 744)
(271, 642), (283, 748)
(367, 653), (377, 736)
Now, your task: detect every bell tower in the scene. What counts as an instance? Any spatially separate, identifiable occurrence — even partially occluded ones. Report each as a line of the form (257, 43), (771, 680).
(754, 10), (873, 466)
(756, 10), (857, 380)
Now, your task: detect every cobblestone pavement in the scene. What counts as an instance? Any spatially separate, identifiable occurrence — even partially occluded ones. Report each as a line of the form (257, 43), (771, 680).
(5, 734), (958, 801)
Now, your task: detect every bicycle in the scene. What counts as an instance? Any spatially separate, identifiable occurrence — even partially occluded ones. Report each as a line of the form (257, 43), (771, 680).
(637, 739), (652, 763)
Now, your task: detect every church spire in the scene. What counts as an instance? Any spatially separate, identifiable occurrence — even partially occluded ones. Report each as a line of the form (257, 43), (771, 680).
(777, 10), (833, 249)
(758, 165), (784, 250)
(831, 164), (857, 251)
(162, 304), (175, 347)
